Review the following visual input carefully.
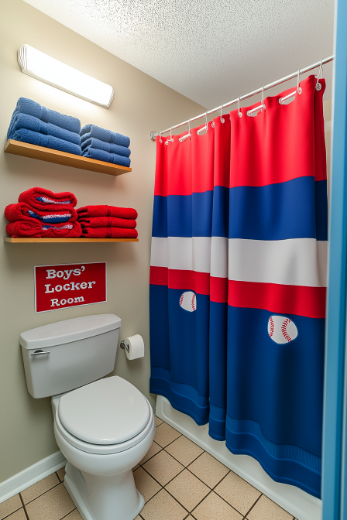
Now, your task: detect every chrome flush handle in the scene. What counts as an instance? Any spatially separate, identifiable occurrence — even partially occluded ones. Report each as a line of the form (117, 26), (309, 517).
(31, 349), (50, 356)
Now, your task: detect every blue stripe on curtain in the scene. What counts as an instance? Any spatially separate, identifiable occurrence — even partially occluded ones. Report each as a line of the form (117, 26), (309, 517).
(152, 178), (328, 240)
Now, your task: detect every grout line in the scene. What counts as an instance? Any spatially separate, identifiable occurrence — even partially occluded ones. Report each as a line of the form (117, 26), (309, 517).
(242, 493), (263, 519)
(163, 443), (205, 467)
(60, 507), (77, 519)
(18, 493), (29, 520)
(20, 481), (62, 506)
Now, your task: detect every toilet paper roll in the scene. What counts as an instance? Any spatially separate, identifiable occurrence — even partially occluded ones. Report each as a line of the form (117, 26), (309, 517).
(124, 334), (144, 360)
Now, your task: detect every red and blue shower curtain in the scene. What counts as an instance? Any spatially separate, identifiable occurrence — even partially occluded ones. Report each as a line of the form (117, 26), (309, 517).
(150, 74), (327, 498)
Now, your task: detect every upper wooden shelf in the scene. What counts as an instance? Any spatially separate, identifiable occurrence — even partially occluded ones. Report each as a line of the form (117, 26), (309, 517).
(4, 140), (132, 177)
(4, 237), (139, 243)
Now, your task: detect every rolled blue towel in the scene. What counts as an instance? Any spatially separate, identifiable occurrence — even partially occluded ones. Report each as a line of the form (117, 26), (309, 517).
(12, 129), (81, 156)
(12, 98), (80, 133)
(80, 124), (130, 148)
(81, 137), (131, 158)
(8, 113), (80, 145)
(83, 147), (131, 167)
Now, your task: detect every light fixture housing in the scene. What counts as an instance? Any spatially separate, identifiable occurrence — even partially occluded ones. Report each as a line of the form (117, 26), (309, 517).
(18, 44), (114, 109)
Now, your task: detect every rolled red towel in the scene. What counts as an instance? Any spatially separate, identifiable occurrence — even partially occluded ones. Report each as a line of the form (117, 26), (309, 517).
(78, 216), (136, 229)
(5, 203), (77, 223)
(7, 220), (81, 238)
(81, 227), (138, 239)
(77, 205), (138, 219)
(19, 187), (77, 210)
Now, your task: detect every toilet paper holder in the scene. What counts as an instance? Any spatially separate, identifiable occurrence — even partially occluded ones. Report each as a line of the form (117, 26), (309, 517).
(120, 339), (130, 353)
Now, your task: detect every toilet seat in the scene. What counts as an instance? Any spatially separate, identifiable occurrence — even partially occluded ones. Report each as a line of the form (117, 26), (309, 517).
(55, 376), (153, 455)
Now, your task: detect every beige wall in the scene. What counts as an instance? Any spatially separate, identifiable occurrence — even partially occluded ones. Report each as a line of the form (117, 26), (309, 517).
(0, 0), (205, 483)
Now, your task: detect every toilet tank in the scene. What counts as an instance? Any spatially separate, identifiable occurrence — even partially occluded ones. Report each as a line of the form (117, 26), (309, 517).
(20, 314), (121, 398)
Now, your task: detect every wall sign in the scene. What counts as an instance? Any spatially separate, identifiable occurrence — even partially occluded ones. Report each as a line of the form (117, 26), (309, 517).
(34, 262), (107, 313)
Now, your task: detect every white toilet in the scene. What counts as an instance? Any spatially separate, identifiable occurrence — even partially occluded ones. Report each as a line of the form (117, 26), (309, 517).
(20, 314), (155, 520)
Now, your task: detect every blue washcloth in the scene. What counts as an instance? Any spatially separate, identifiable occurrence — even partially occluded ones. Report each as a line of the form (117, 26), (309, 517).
(83, 147), (131, 167)
(12, 129), (82, 156)
(13, 98), (81, 133)
(80, 124), (130, 148)
(81, 137), (131, 158)
(8, 113), (81, 145)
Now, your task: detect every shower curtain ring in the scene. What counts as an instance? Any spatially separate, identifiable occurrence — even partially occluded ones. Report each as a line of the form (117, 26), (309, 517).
(165, 127), (174, 145)
(261, 86), (266, 111)
(238, 97), (242, 118)
(297, 69), (302, 95)
(179, 119), (191, 142)
(220, 105), (225, 123)
(159, 131), (163, 143)
(316, 60), (323, 91)
(197, 113), (208, 135)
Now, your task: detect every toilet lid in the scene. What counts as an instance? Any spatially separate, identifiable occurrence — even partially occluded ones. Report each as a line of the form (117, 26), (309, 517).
(58, 376), (150, 445)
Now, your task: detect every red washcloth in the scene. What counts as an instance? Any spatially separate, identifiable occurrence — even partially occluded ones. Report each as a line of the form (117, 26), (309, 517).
(5, 203), (77, 223)
(19, 187), (77, 210)
(81, 227), (138, 239)
(77, 205), (138, 219)
(7, 221), (82, 238)
(78, 216), (137, 229)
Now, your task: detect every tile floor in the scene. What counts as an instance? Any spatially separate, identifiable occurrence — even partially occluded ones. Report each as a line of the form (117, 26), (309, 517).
(0, 415), (298, 520)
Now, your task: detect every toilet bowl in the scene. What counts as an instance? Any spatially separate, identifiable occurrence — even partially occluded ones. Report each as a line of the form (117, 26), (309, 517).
(53, 376), (155, 520)
(20, 315), (155, 520)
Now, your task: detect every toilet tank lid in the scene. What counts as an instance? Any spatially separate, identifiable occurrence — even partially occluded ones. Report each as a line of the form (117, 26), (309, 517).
(20, 314), (121, 350)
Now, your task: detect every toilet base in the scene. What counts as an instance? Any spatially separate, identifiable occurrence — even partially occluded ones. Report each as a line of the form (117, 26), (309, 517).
(64, 462), (145, 520)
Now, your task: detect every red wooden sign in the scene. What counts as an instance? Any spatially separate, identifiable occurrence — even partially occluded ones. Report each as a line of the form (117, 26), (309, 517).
(34, 262), (107, 313)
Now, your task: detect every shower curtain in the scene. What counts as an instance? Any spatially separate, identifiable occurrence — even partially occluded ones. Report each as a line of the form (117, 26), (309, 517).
(150, 74), (327, 498)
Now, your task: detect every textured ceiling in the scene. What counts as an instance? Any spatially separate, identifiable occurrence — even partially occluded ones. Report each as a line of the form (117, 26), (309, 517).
(23, 0), (335, 110)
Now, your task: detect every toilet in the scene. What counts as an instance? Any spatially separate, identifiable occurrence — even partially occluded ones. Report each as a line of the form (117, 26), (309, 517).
(20, 314), (155, 520)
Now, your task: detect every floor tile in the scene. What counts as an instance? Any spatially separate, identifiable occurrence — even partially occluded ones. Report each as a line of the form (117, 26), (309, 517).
(188, 452), (229, 488)
(215, 470), (261, 515)
(134, 467), (161, 502)
(62, 510), (82, 519)
(165, 436), (204, 467)
(155, 416), (163, 427)
(143, 450), (184, 486)
(140, 441), (162, 464)
(141, 489), (187, 520)
(154, 423), (181, 448)
(192, 492), (243, 520)
(247, 495), (293, 520)
(6, 509), (27, 520)
(21, 473), (59, 504)
(166, 469), (209, 511)
(0, 494), (22, 519)
(25, 482), (75, 520)
(56, 467), (66, 482)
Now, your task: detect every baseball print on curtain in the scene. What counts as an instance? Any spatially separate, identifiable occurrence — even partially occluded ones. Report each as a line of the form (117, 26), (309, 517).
(150, 74), (327, 498)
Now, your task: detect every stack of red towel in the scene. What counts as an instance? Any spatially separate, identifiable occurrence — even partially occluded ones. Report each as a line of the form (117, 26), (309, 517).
(5, 188), (82, 238)
(77, 205), (138, 238)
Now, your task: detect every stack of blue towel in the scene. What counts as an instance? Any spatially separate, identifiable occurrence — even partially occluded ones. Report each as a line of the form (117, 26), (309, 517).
(80, 124), (131, 168)
(7, 98), (82, 156)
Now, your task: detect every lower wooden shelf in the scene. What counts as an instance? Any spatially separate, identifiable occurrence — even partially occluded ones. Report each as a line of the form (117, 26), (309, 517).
(4, 237), (139, 243)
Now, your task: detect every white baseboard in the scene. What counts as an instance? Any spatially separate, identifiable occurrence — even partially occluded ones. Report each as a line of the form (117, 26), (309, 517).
(156, 396), (322, 520)
(0, 451), (66, 504)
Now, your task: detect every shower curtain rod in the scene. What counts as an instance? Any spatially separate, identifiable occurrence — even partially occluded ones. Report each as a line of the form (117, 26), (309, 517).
(150, 55), (334, 141)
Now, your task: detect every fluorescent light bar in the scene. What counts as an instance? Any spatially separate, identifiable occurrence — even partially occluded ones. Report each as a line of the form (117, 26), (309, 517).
(18, 44), (114, 108)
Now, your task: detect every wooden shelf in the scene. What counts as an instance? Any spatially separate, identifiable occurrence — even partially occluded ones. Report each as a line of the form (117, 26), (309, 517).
(4, 237), (139, 243)
(4, 140), (132, 177)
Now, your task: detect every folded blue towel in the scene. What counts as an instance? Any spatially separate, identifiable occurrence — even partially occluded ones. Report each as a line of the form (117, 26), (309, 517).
(13, 98), (81, 133)
(81, 137), (131, 158)
(80, 124), (130, 148)
(83, 147), (131, 167)
(12, 129), (82, 156)
(8, 113), (80, 145)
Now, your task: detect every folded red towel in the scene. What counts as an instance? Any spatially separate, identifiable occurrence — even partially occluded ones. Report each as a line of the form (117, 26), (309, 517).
(7, 220), (81, 238)
(77, 205), (138, 219)
(19, 187), (77, 210)
(81, 227), (138, 239)
(78, 216), (136, 229)
(5, 203), (77, 223)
